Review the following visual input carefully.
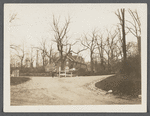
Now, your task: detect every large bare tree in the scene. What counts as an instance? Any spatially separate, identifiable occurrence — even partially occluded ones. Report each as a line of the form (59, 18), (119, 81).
(52, 16), (76, 69)
(127, 9), (141, 55)
(115, 9), (126, 62)
(115, 9), (127, 74)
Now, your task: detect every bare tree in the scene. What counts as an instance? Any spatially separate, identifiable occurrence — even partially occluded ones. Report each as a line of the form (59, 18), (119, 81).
(103, 29), (118, 72)
(126, 41), (138, 57)
(36, 50), (39, 67)
(30, 46), (35, 68)
(14, 43), (25, 68)
(80, 30), (97, 73)
(46, 44), (53, 64)
(127, 9), (141, 55)
(95, 33), (105, 70)
(9, 13), (17, 23)
(10, 44), (18, 50)
(115, 9), (128, 74)
(52, 15), (76, 69)
(115, 25), (123, 59)
(115, 9), (126, 62)
(45, 44), (58, 64)
(35, 39), (47, 66)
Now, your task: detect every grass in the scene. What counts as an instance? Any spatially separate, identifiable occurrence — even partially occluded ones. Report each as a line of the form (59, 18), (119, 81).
(95, 74), (141, 98)
(11, 77), (31, 86)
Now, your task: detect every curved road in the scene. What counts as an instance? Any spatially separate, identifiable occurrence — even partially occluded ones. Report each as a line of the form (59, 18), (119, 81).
(11, 75), (141, 105)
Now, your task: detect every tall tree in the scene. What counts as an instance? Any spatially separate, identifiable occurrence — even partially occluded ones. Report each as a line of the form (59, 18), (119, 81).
(52, 16), (75, 70)
(103, 29), (118, 72)
(14, 43), (25, 68)
(35, 39), (47, 66)
(115, 9), (127, 73)
(80, 30), (97, 73)
(127, 9), (141, 55)
(115, 9), (126, 62)
(30, 46), (34, 68)
(95, 34), (105, 70)
(45, 44), (58, 64)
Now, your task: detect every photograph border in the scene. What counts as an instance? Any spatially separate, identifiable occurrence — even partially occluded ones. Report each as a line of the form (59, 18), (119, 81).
(1, 0), (149, 114)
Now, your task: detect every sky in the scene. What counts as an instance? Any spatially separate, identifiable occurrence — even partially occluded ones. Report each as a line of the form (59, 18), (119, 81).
(4, 4), (145, 62)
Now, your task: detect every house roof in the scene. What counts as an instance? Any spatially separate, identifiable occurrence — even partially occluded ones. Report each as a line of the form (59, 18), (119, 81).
(55, 54), (86, 65)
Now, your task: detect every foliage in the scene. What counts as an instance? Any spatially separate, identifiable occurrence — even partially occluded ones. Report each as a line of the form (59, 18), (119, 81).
(20, 66), (46, 73)
(76, 68), (87, 76)
(124, 54), (141, 78)
(95, 75), (141, 97)
(111, 54), (141, 79)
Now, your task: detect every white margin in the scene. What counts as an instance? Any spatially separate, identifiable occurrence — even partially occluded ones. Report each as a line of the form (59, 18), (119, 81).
(3, 3), (147, 112)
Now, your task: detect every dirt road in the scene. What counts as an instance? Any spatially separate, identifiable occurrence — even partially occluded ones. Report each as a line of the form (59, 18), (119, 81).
(11, 75), (141, 105)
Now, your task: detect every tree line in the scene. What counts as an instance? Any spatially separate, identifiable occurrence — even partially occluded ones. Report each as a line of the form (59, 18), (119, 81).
(10, 8), (141, 76)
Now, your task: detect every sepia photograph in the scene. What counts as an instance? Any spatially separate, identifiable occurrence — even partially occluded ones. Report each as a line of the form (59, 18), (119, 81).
(4, 4), (147, 112)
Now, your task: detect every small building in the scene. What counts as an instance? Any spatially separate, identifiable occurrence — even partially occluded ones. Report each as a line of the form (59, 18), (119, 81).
(55, 53), (87, 72)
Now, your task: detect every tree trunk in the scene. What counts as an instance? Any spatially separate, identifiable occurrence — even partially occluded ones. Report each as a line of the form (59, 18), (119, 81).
(138, 36), (141, 56)
(60, 51), (64, 70)
(121, 9), (127, 74)
(49, 57), (51, 64)
(43, 57), (45, 66)
(90, 52), (93, 73)
(21, 59), (23, 68)
(30, 61), (33, 68)
(97, 41), (105, 71)
(122, 9), (126, 62)
(107, 52), (111, 73)
(101, 48), (104, 65)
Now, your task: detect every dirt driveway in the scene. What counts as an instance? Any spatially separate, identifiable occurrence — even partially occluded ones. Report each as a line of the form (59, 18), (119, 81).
(11, 75), (141, 105)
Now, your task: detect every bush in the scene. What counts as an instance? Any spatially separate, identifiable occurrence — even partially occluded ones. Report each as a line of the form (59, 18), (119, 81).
(20, 67), (30, 73)
(119, 55), (141, 79)
(20, 67), (46, 73)
(20, 72), (51, 76)
(76, 68), (87, 76)
(94, 70), (111, 76)
(112, 54), (141, 79)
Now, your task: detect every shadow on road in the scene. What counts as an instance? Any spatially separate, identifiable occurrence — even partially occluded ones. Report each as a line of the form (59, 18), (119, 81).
(11, 77), (31, 86)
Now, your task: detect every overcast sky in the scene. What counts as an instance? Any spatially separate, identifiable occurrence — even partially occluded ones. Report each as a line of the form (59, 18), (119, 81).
(5, 4), (145, 62)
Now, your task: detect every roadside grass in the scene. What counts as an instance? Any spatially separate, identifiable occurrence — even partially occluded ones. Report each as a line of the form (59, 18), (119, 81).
(95, 74), (141, 98)
(11, 77), (31, 86)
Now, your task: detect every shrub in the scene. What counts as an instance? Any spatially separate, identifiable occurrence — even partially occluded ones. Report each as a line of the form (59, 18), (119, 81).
(77, 68), (87, 76)
(34, 66), (45, 73)
(112, 54), (141, 79)
(119, 55), (141, 79)
(20, 67), (30, 73)
(20, 67), (46, 73)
